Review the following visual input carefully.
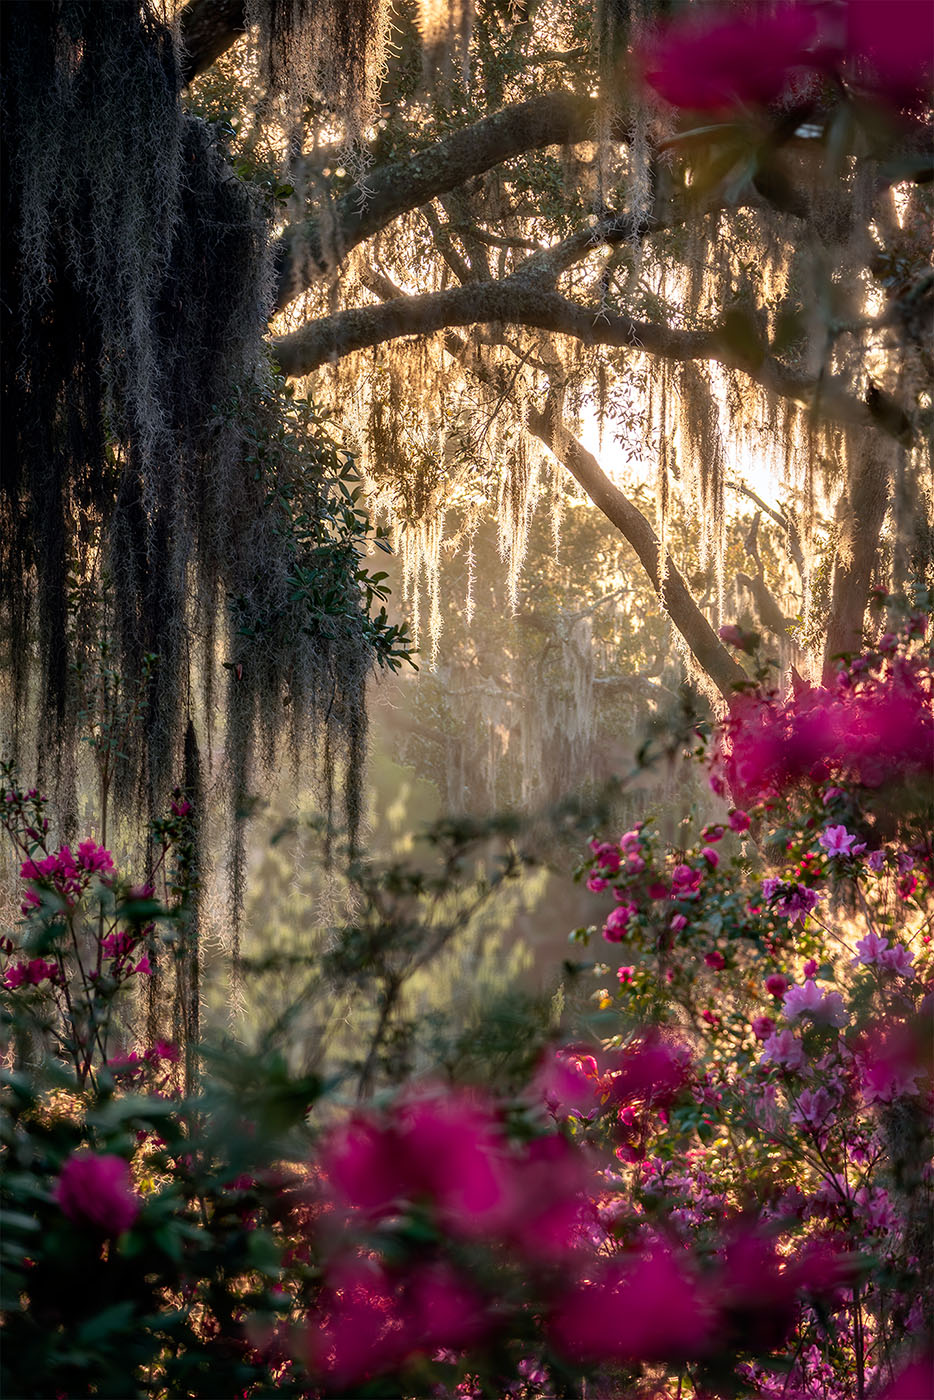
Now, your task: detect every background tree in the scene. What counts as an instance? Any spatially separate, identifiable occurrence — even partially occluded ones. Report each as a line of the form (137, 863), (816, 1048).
(3, 0), (932, 842)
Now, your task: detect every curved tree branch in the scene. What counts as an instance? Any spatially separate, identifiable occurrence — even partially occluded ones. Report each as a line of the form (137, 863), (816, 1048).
(270, 279), (875, 433)
(273, 91), (596, 307)
(178, 0), (246, 85)
(525, 393), (748, 701)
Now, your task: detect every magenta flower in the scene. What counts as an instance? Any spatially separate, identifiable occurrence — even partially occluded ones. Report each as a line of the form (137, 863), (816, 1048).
(591, 841), (621, 874)
(539, 1049), (602, 1121)
(642, 6), (820, 111)
(76, 839), (114, 874)
(765, 974), (789, 999)
(54, 1152), (140, 1233)
(670, 912), (688, 933)
(602, 904), (633, 942)
(751, 1015), (775, 1042)
(608, 1035), (691, 1111)
(586, 873), (608, 893)
(728, 809), (750, 833)
(704, 951), (725, 971)
(856, 1021), (926, 1104)
(844, 0), (934, 103)
(550, 1245), (714, 1363)
(326, 1090), (513, 1238)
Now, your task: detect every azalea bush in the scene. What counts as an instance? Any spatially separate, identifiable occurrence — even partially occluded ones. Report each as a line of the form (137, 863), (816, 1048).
(2, 597), (932, 1400)
(570, 593), (934, 1399)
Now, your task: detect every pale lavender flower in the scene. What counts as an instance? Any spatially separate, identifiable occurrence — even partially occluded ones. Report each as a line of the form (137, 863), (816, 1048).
(782, 980), (847, 1027)
(760, 1029), (806, 1072)
(818, 825), (861, 858)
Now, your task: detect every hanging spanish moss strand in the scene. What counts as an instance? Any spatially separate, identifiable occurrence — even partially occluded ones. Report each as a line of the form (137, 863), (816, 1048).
(418, 0), (474, 87)
(246, 0), (391, 155)
(2, 2), (383, 1031)
(175, 719), (204, 1095)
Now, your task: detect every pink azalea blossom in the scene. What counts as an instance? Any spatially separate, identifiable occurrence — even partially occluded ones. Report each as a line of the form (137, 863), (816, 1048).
(765, 974), (790, 999)
(603, 904), (634, 942)
(586, 873), (608, 893)
(701, 846), (719, 868)
(782, 980), (847, 1027)
(818, 825), (860, 858)
(857, 1023), (925, 1104)
(843, 0), (934, 103)
(760, 1029), (806, 1073)
(876, 1354), (934, 1400)
(728, 809), (750, 832)
(608, 1035), (692, 1111)
(704, 951), (725, 971)
(761, 878), (820, 924)
(789, 1087), (838, 1131)
(591, 842), (621, 874)
(670, 913), (688, 933)
(549, 1244), (714, 1363)
(854, 931), (890, 966)
(879, 944), (915, 977)
(641, 5), (820, 111)
(54, 1152), (140, 1234)
(324, 1091), (513, 1238)
(539, 1049), (602, 1120)
(76, 839), (114, 874)
(751, 1015), (775, 1042)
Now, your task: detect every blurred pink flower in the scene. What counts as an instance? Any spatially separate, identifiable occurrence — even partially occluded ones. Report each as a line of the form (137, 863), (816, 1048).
(856, 1021), (927, 1104)
(642, 6), (820, 111)
(550, 1244), (714, 1362)
(855, 931), (890, 966)
(539, 1048), (602, 1121)
(876, 1353), (934, 1400)
(603, 904), (633, 942)
(844, 0), (934, 103)
(324, 1091), (513, 1238)
(55, 1152), (140, 1233)
(591, 841), (621, 873)
(608, 1035), (692, 1110)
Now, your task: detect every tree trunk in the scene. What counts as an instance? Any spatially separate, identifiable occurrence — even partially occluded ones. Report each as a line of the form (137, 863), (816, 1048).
(822, 437), (893, 684)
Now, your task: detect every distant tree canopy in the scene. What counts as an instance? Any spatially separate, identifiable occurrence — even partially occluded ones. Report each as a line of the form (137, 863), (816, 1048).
(2, 0), (932, 840)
